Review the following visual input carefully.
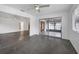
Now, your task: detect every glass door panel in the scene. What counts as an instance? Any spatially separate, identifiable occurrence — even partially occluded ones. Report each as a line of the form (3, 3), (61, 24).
(55, 22), (61, 30)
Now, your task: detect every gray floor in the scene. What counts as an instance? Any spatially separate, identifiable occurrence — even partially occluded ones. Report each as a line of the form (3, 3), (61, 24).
(40, 31), (61, 37)
(0, 32), (77, 54)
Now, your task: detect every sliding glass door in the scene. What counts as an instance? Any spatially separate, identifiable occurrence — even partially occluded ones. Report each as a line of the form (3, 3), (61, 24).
(46, 17), (62, 38)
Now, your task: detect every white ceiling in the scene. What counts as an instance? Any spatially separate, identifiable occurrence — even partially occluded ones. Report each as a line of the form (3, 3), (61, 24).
(5, 4), (73, 15)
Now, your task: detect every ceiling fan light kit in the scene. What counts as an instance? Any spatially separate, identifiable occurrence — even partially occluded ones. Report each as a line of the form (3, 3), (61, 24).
(34, 4), (50, 13)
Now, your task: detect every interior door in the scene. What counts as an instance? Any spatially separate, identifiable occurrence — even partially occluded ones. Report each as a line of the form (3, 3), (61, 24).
(40, 21), (45, 32)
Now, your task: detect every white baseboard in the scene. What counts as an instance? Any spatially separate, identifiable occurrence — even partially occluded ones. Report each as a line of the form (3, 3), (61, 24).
(70, 39), (79, 53)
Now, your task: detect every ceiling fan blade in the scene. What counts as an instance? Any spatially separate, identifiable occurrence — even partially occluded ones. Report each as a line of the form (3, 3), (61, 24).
(40, 5), (50, 8)
(27, 7), (35, 10)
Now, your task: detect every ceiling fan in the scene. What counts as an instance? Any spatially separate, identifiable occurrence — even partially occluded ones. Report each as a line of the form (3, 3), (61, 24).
(34, 4), (50, 12)
(20, 4), (50, 13)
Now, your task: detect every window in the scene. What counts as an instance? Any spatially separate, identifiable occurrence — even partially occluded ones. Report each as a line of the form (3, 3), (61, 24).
(73, 5), (79, 33)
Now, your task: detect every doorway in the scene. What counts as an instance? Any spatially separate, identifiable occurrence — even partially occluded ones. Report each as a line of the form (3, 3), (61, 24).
(40, 20), (45, 32)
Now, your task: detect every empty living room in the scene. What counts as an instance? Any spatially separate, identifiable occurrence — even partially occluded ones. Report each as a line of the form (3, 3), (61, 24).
(0, 3), (79, 55)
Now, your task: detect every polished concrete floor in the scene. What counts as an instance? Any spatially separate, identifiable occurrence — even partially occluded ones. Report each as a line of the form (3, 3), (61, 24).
(0, 31), (77, 54)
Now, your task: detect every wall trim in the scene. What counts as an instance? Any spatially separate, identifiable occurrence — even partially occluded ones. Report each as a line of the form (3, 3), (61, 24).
(70, 39), (78, 54)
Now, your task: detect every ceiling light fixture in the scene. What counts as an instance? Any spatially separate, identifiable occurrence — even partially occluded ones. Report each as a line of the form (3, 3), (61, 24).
(34, 4), (40, 12)
(35, 6), (39, 10)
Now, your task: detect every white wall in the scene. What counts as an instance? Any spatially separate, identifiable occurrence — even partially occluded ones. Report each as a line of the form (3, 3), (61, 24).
(34, 15), (40, 35)
(39, 12), (69, 39)
(0, 5), (37, 36)
(30, 15), (40, 36)
(68, 4), (79, 53)
(0, 11), (30, 34)
(0, 12), (19, 33)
